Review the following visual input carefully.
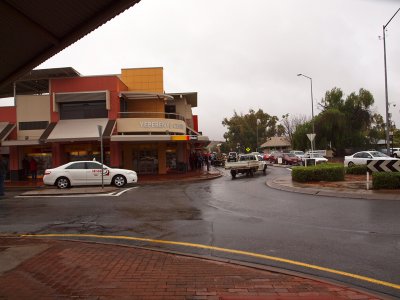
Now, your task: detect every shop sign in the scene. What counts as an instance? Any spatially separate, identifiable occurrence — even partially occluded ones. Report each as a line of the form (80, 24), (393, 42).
(139, 121), (184, 130)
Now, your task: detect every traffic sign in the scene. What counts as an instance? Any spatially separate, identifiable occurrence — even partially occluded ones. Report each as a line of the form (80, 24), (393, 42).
(307, 133), (316, 142)
(246, 147), (251, 152)
(367, 160), (400, 172)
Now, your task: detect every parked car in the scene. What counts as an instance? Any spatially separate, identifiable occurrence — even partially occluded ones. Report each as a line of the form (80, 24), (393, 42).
(268, 151), (281, 163)
(344, 151), (398, 167)
(43, 161), (138, 189)
(390, 148), (400, 158)
(290, 150), (306, 160)
(281, 153), (301, 165)
(262, 153), (270, 161)
(302, 153), (328, 164)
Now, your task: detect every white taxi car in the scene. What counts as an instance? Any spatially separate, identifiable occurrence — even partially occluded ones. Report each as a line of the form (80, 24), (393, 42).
(43, 161), (138, 189)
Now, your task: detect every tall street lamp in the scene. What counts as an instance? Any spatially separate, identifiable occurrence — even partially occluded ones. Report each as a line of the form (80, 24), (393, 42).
(383, 8), (400, 154)
(256, 118), (260, 153)
(297, 73), (315, 152)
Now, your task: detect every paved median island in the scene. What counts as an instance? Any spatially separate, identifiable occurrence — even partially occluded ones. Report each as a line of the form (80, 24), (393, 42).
(266, 174), (400, 201)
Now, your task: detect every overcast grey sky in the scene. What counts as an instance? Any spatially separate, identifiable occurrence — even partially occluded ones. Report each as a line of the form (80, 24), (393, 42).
(38, 0), (400, 141)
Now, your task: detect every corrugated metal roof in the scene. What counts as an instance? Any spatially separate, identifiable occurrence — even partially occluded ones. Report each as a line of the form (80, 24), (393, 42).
(0, 0), (141, 89)
(0, 67), (81, 98)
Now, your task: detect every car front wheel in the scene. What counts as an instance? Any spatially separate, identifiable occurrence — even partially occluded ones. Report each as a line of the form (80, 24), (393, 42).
(348, 162), (355, 167)
(56, 177), (70, 189)
(112, 175), (127, 187)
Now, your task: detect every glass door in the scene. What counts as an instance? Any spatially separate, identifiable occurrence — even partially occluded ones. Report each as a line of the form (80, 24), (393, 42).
(132, 146), (159, 174)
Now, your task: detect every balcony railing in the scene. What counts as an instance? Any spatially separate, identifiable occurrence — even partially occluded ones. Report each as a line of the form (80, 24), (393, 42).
(118, 112), (185, 121)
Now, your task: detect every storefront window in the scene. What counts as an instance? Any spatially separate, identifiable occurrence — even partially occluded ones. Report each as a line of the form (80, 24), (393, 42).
(66, 144), (110, 165)
(166, 148), (177, 172)
(132, 148), (158, 174)
(28, 153), (52, 178)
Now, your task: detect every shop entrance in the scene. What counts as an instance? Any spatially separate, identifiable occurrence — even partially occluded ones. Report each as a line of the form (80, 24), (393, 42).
(132, 145), (158, 175)
(166, 143), (177, 173)
(21, 146), (52, 179)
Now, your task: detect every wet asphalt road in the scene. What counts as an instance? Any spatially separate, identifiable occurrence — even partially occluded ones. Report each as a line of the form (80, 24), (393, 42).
(0, 166), (399, 298)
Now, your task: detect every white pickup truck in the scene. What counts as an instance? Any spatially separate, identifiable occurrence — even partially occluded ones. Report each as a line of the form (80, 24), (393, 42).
(224, 153), (267, 179)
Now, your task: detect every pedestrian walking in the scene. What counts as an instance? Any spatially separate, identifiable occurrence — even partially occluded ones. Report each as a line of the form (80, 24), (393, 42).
(30, 157), (38, 180)
(0, 155), (7, 196)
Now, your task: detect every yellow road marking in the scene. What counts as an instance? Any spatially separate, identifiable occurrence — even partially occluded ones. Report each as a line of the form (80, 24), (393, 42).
(21, 233), (400, 290)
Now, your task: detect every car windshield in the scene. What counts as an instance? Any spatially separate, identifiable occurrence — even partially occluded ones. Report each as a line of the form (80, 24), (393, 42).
(370, 151), (389, 158)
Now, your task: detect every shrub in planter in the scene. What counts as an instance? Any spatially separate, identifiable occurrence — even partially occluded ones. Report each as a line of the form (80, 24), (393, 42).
(292, 163), (345, 182)
(372, 172), (400, 189)
(346, 164), (367, 175)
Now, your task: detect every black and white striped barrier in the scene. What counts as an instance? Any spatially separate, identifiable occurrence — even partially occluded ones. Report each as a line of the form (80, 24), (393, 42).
(366, 159), (400, 173)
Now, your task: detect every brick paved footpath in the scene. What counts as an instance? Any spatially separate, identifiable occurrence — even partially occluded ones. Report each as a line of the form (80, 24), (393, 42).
(0, 237), (382, 300)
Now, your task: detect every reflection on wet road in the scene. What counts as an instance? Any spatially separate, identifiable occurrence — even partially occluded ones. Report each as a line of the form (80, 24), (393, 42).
(1, 166), (399, 297)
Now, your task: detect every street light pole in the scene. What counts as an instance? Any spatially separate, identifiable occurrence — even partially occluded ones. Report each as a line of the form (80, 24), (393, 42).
(256, 119), (260, 153)
(383, 8), (400, 155)
(297, 73), (315, 153)
(97, 125), (104, 189)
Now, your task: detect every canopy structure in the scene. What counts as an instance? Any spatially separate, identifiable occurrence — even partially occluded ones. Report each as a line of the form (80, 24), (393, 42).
(0, 0), (141, 90)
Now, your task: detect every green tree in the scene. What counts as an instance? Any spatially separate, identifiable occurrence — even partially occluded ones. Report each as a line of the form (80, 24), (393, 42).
(319, 87), (344, 111)
(313, 108), (346, 151)
(222, 109), (281, 153)
(314, 87), (377, 154)
(291, 122), (312, 151)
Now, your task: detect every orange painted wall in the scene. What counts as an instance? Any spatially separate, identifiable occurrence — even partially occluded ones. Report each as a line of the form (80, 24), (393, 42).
(126, 99), (164, 117)
(121, 68), (163, 93)
(50, 76), (128, 121)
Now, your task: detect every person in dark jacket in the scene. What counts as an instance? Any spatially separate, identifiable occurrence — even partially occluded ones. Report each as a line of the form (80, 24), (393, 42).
(30, 157), (38, 180)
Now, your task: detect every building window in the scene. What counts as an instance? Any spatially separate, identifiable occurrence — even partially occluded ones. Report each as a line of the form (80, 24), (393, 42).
(59, 101), (107, 120)
(19, 121), (49, 130)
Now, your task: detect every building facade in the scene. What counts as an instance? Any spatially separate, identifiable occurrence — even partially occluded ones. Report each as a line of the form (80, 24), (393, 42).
(0, 67), (209, 180)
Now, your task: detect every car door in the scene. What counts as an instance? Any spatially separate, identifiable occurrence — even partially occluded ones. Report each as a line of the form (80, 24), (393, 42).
(356, 152), (372, 165)
(64, 162), (87, 185)
(85, 161), (105, 185)
(86, 161), (112, 185)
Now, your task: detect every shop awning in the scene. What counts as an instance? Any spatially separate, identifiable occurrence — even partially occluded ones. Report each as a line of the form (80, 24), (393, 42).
(186, 126), (201, 136)
(0, 122), (16, 141)
(2, 139), (41, 146)
(46, 118), (109, 142)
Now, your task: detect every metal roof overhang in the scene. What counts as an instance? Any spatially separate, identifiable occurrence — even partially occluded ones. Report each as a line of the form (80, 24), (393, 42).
(119, 92), (174, 101)
(0, 0), (141, 90)
(167, 92), (198, 107)
(0, 67), (81, 98)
